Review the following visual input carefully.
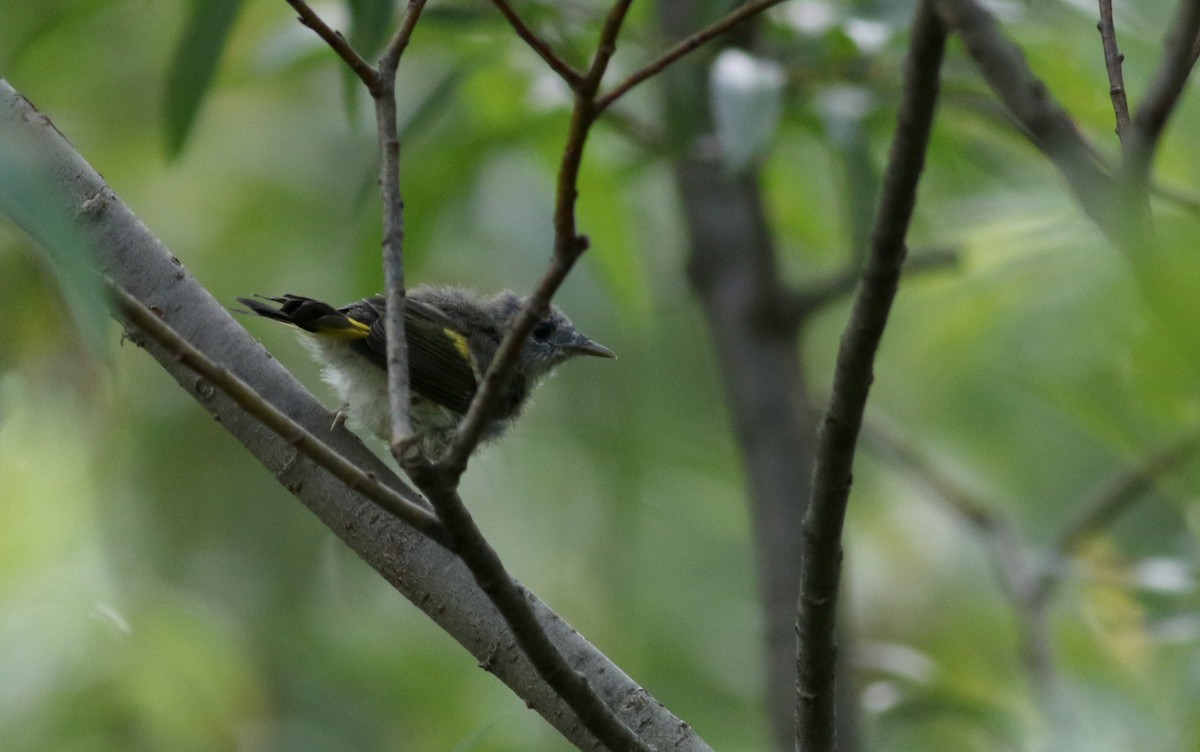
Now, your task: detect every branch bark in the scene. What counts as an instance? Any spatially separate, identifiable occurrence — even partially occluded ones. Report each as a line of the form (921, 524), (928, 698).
(372, 0), (428, 450)
(795, 5), (946, 750)
(1097, 0), (1132, 143)
(0, 78), (712, 752)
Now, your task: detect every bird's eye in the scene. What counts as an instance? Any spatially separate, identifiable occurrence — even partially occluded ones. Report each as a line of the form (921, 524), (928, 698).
(532, 320), (556, 341)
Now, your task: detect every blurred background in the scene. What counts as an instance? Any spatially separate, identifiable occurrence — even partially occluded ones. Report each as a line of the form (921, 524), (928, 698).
(3, 1), (1200, 750)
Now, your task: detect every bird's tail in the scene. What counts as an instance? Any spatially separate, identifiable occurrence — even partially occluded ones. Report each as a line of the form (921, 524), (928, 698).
(236, 295), (371, 339)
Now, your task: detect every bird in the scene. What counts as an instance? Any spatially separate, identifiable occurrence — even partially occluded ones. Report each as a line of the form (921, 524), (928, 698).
(237, 286), (614, 459)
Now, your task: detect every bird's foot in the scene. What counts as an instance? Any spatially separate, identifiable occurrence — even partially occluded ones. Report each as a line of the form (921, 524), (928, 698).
(330, 405), (349, 432)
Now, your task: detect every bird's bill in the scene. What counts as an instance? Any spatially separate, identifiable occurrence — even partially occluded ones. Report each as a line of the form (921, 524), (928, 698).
(569, 336), (616, 359)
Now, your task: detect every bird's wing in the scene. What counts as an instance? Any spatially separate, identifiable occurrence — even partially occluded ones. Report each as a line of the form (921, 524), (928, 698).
(347, 297), (479, 414)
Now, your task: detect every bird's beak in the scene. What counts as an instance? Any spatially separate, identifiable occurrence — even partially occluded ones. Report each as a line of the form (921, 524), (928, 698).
(569, 335), (616, 359)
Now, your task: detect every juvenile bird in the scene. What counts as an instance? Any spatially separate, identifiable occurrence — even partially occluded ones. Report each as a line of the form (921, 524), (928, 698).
(237, 286), (614, 458)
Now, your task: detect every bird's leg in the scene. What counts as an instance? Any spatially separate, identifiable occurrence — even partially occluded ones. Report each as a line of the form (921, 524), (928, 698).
(330, 404), (350, 431)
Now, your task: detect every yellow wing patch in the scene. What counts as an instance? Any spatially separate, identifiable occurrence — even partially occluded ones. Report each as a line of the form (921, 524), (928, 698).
(316, 316), (372, 340)
(442, 328), (477, 374)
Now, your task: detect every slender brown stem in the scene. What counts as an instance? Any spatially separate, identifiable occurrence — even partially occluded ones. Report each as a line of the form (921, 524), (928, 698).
(490, 0), (584, 88)
(283, 0), (426, 447)
(283, 0), (378, 88)
(597, 0), (790, 113)
(372, 0), (429, 449)
(379, 0), (429, 79)
(1097, 0), (1132, 143)
(585, 0), (635, 88)
(795, 4), (946, 750)
(379, 73), (414, 448)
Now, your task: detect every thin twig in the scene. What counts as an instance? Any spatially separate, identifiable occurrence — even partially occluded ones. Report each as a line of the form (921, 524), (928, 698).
(374, 1), (429, 450)
(795, 5), (947, 751)
(1097, 0), (1132, 143)
(1123, 0), (1200, 184)
(107, 281), (451, 548)
(490, 0), (584, 88)
(282, 0), (424, 448)
(379, 0), (429, 78)
(596, 0), (790, 113)
(378, 60), (413, 449)
(1053, 431), (1200, 555)
(584, 0), (635, 89)
(283, 0), (378, 88)
(437, 256), (576, 473)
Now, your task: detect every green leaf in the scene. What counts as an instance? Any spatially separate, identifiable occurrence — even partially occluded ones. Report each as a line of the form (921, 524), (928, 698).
(163, 0), (244, 160)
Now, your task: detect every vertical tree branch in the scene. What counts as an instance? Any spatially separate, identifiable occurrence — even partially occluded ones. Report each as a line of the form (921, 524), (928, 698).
(372, 0), (429, 450)
(377, 73), (413, 446)
(677, 157), (825, 752)
(795, 5), (946, 750)
(1097, 0), (1132, 143)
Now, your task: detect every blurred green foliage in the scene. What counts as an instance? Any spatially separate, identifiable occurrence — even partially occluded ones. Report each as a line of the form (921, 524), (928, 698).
(2, 1), (1200, 751)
